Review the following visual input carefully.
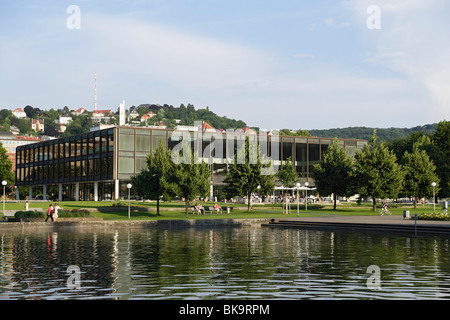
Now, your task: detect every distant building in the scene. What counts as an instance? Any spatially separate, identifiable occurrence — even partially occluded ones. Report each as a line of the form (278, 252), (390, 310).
(92, 110), (114, 123)
(12, 108), (26, 119)
(71, 107), (88, 115)
(58, 114), (73, 125)
(31, 119), (45, 132)
(119, 101), (126, 126)
(0, 132), (41, 171)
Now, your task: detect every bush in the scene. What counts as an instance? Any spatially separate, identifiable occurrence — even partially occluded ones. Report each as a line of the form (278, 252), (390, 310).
(112, 201), (126, 207)
(15, 210), (46, 219)
(57, 209), (90, 217)
(417, 212), (450, 221)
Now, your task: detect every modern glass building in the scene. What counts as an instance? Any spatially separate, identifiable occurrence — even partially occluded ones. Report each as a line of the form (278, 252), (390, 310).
(15, 126), (367, 201)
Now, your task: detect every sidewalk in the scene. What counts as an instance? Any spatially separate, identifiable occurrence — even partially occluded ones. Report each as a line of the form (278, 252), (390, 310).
(267, 215), (450, 235)
(287, 215), (450, 227)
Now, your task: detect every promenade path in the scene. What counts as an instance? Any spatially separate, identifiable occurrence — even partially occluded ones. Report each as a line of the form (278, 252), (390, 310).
(266, 215), (450, 235)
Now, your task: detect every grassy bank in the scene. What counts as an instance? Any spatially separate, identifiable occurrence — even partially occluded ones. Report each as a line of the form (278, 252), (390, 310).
(2, 200), (442, 221)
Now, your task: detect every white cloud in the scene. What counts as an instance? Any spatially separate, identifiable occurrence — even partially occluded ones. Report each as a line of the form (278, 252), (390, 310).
(347, 0), (450, 120)
(82, 14), (270, 90)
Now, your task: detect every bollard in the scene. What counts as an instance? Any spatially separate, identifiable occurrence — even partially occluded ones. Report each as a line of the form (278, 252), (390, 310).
(414, 214), (418, 237)
(403, 210), (410, 219)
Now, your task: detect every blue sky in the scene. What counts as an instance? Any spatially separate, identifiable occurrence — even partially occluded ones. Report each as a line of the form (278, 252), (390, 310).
(1, 0), (449, 130)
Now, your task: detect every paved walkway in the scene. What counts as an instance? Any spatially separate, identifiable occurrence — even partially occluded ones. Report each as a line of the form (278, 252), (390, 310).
(283, 214), (450, 227)
(268, 215), (450, 235)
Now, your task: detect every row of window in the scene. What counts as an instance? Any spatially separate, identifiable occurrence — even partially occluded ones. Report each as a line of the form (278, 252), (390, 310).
(16, 129), (115, 186)
(16, 129), (114, 165)
(16, 127), (368, 185)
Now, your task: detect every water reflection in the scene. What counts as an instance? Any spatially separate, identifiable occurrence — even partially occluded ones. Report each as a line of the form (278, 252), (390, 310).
(0, 227), (449, 300)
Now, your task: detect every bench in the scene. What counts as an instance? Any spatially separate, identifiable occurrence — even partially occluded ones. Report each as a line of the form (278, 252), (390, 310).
(2, 211), (16, 218)
(190, 206), (233, 214)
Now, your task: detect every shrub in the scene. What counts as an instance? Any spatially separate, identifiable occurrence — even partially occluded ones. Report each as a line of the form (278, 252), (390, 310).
(15, 210), (46, 219)
(417, 212), (450, 221)
(57, 209), (90, 217)
(112, 201), (127, 207)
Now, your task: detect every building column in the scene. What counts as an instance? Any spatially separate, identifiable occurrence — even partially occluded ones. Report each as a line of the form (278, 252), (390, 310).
(94, 181), (98, 201)
(29, 186), (33, 200)
(58, 184), (62, 202)
(16, 187), (19, 200)
(75, 182), (80, 201)
(114, 179), (119, 200)
(43, 185), (47, 201)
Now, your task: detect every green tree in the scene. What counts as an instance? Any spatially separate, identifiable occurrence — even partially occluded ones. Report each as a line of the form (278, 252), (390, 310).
(131, 141), (177, 216)
(224, 136), (275, 211)
(172, 140), (211, 217)
(311, 138), (355, 210)
(431, 120), (450, 198)
(353, 131), (404, 211)
(0, 142), (14, 192)
(277, 157), (298, 187)
(403, 139), (440, 208)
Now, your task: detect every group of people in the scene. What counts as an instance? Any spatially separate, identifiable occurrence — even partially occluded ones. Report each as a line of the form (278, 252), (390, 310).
(193, 203), (222, 214)
(46, 203), (61, 222)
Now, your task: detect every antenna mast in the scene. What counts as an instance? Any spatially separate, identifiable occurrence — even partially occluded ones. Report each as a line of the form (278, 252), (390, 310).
(94, 72), (97, 111)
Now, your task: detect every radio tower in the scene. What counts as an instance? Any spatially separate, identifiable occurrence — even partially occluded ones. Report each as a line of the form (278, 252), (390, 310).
(94, 72), (98, 111)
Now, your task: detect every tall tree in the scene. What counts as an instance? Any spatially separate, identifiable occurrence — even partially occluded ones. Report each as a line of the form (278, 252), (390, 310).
(311, 138), (355, 210)
(172, 140), (211, 217)
(353, 131), (404, 211)
(0, 142), (14, 192)
(224, 136), (275, 211)
(131, 141), (177, 216)
(402, 139), (440, 208)
(431, 120), (450, 198)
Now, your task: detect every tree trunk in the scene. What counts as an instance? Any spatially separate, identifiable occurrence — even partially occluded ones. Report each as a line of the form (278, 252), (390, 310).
(185, 200), (189, 218)
(333, 194), (337, 210)
(372, 198), (377, 212)
(248, 190), (251, 212)
(156, 199), (160, 216)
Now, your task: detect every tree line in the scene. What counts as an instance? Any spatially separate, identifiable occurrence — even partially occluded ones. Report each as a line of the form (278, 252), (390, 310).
(131, 120), (448, 213)
(312, 120), (448, 210)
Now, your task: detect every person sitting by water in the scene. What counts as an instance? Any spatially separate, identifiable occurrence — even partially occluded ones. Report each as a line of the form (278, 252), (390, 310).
(214, 203), (221, 214)
(198, 204), (205, 215)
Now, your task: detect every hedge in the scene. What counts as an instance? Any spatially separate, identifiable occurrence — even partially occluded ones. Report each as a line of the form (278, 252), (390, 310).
(14, 209), (90, 219)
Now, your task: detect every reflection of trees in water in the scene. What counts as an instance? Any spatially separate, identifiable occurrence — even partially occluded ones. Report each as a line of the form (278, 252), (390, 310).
(1, 227), (449, 299)
(8, 230), (118, 295)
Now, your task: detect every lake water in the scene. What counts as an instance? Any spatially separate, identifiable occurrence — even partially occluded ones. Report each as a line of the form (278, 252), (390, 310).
(0, 226), (449, 300)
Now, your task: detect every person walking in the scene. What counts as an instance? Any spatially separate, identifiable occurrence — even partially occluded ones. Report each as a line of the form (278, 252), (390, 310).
(45, 204), (54, 222)
(53, 203), (60, 221)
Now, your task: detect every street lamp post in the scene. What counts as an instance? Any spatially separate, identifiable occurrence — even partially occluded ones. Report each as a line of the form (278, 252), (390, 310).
(2, 181), (7, 218)
(431, 182), (436, 213)
(127, 183), (132, 219)
(304, 182), (309, 211)
(296, 183), (300, 216)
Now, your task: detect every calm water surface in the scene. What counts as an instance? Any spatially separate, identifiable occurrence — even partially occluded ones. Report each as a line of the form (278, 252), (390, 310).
(0, 226), (449, 300)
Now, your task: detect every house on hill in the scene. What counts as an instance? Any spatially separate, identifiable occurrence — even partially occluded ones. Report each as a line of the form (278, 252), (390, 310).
(12, 108), (27, 119)
(31, 119), (45, 132)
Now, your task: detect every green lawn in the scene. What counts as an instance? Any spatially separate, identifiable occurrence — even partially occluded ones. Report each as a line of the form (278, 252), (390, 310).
(2, 200), (442, 221)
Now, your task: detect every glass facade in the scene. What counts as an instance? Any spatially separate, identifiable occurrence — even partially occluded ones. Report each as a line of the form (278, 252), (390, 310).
(15, 126), (367, 200)
(16, 128), (115, 187)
